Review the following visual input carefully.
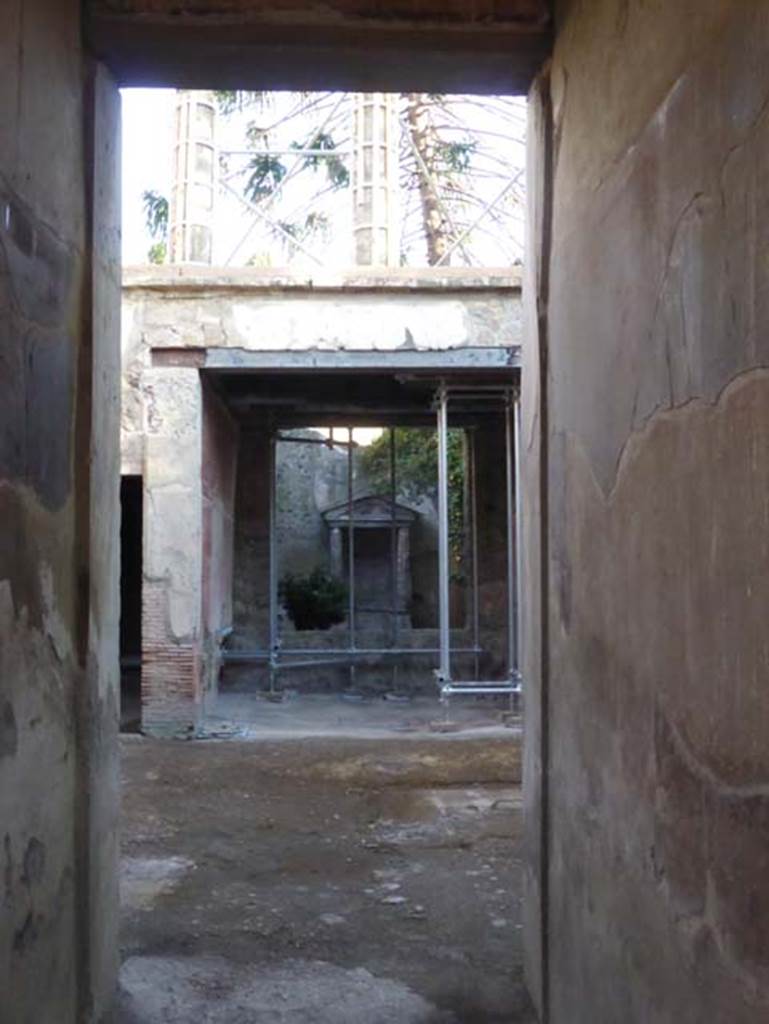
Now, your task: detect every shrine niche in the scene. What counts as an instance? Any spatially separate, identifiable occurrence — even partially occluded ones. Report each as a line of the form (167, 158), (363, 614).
(323, 495), (419, 632)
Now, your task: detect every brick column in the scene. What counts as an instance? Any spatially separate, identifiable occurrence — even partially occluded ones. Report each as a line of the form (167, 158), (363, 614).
(141, 367), (204, 735)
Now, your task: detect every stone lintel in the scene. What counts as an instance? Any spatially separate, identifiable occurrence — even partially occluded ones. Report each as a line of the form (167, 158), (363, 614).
(123, 265), (523, 294)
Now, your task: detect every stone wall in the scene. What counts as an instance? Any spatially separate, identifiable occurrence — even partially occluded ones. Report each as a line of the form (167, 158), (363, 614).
(141, 366), (205, 733)
(121, 266), (523, 359)
(276, 432), (348, 582)
(524, 3), (769, 1020)
(0, 3), (121, 1021)
(474, 415), (515, 679)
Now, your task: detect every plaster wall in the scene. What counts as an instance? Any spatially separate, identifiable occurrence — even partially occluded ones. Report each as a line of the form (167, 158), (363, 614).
(524, 2), (769, 1020)
(141, 367), (205, 733)
(231, 431), (270, 655)
(201, 384), (239, 708)
(121, 267), (522, 361)
(0, 2), (121, 1021)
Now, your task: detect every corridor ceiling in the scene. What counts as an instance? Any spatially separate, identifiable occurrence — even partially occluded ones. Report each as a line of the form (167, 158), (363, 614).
(86, 0), (552, 93)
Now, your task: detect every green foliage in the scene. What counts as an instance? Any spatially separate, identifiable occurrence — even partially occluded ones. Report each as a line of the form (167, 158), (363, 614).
(242, 133), (347, 206)
(244, 153), (288, 202)
(360, 428), (467, 574)
(291, 132), (350, 188)
(147, 241), (167, 265)
(215, 91), (270, 115)
(142, 190), (169, 239)
(279, 568), (348, 631)
(277, 212), (329, 240)
(437, 139), (477, 174)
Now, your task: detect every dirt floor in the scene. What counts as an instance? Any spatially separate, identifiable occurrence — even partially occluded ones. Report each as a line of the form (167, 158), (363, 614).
(115, 696), (534, 1023)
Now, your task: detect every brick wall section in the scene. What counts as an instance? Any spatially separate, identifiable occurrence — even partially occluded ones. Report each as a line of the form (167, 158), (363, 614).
(141, 581), (202, 734)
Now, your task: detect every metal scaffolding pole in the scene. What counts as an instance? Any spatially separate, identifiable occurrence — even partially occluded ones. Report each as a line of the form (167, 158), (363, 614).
(513, 388), (524, 691)
(505, 392), (520, 689)
(389, 427), (399, 691)
(436, 384), (451, 686)
(389, 428), (398, 642)
(437, 383), (521, 703)
(225, 647), (483, 662)
(469, 429), (481, 682)
(268, 431), (279, 694)
(347, 426), (356, 691)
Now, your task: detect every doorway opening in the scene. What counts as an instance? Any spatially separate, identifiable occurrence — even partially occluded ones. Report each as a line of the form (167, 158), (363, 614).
(119, 474), (143, 733)
(215, 364), (522, 729)
(116, 85), (531, 1023)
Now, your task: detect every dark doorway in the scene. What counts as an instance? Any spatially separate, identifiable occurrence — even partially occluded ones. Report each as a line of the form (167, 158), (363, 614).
(120, 475), (143, 732)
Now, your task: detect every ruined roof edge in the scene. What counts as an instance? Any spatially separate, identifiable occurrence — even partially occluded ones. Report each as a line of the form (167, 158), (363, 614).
(122, 265), (523, 293)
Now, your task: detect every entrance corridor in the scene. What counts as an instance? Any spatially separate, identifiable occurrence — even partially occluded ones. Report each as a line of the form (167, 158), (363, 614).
(115, 701), (533, 1023)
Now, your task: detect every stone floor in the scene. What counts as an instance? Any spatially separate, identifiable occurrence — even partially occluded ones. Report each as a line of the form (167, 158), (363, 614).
(206, 690), (521, 740)
(115, 696), (533, 1023)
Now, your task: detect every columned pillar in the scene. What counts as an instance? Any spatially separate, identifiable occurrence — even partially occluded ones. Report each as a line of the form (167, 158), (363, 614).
(396, 526), (411, 611)
(141, 367), (204, 735)
(329, 526), (344, 578)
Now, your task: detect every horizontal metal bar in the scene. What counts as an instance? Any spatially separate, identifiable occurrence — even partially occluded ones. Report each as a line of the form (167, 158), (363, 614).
(443, 384), (518, 392)
(223, 651), (271, 663)
(279, 647), (482, 657)
(204, 347), (521, 373)
(277, 433), (358, 449)
(260, 414), (501, 431)
(222, 646), (482, 662)
(445, 679), (522, 687)
(222, 148), (354, 158)
(440, 682), (522, 695)
(275, 658), (352, 671)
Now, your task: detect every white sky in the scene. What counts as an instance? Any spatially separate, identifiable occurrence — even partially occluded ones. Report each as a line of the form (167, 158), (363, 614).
(121, 89), (526, 269)
(120, 89), (525, 448)
(121, 89), (177, 265)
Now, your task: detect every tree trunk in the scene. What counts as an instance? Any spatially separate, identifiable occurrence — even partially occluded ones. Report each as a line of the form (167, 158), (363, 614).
(404, 93), (452, 266)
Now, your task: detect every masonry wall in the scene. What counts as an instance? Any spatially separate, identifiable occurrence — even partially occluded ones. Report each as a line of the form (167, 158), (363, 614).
(0, 3), (121, 1021)
(474, 415), (515, 679)
(276, 432), (348, 582)
(232, 430), (271, 654)
(121, 267), (523, 358)
(142, 366), (205, 734)
(201, 383), (239, 708)
(524, 3), (769, 1020)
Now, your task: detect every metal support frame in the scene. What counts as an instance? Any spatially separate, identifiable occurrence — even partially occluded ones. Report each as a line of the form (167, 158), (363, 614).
(469, 429), (481, 682)
(389, 427), (399, 692)
(225, 647), (482, 663)
(224, 92), (348, 265)
(257, 398), (522, 702)
(268, 429), (279, 693)
(505, 392), (517, 686)
(347, 426), (357, 691)
(433, 170), (524, 268)
(514, 389), (524, 692)
(436, 383), (452, 687)
(434, 384), (523, 705)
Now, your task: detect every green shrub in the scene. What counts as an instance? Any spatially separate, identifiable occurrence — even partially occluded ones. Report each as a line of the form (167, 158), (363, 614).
(279, 568), (348, 631)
